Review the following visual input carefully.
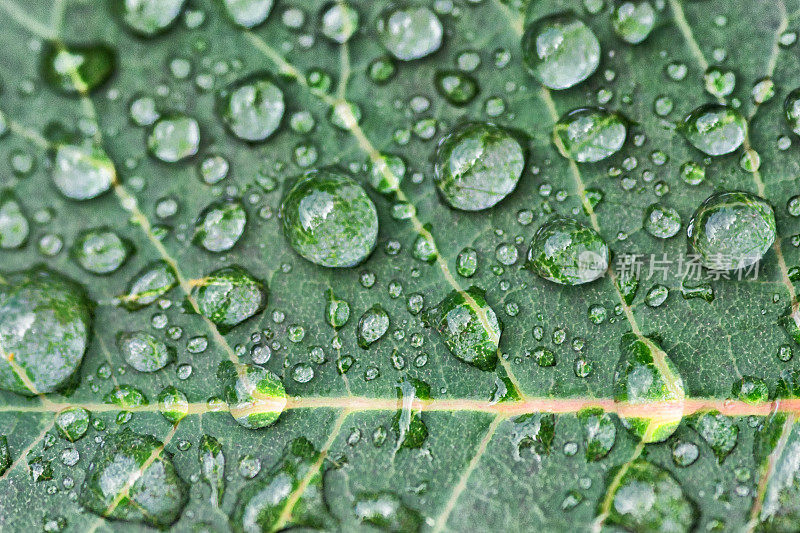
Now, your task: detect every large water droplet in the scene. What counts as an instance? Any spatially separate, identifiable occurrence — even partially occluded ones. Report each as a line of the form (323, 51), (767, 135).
(603, 460), (696, 532)
(223, 0), (273, 28)
(51, 141), (115, 200)
(0, 268), (91, 395)
(218, 361), (286, 429)
(157, 385), (188, 423)
(611, 1), (656, 44)
(784, 88), (800, 135)
(577, 408), (616, 461)
(753, 370), (800, 530)
(522, 14), (600, 90)
(40, 42), (115, 95)
(192, 266), (267, 332)
(613, 333), (685, 443)
(193, 199), (247, 252)
(55, 407), (90, 442)
(687, 191), (776, 270)
(116, 0), (186, 37)
(686, 410), (738, 463)
(435, 70), (479, 106)
(321, 2), (359, 43)
(643, 203), (681, 239)
(377, 5), (443, 61)
(217, 74), (284, 142)
(70, 228), (131, 274)
(393, 377), (430, 449)
(120, 261), (177, 310)
(357, 304), (390, 349)
(681, 104), (746, 156)
(281, 167), (378, 268)
(117, 331), (175, 372)
(325, 289), (350, 329)
(354, 492), (423, 532)
(0, 192), (29, 249)
(434, 122), (525, 211)
(198, 435), (225, 506)
(79, 428), (188, 528)
(147, 114), (200, 163)
(526, 216), (609, 285)
(428, 286), (501, 371)
(231, 437), (334, 530)
(553, 107), (627, 163)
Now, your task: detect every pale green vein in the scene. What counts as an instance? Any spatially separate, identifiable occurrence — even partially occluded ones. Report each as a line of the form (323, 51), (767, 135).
(0, 416), (55, 483)
(0, 0), (55, 40)
(271, 409), (350, 531)
(431, 415), (504, 533)
(667, 0), (710, 72)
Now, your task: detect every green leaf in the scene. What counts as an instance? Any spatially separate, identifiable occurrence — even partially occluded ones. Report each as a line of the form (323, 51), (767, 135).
(1, 0), (800, 530)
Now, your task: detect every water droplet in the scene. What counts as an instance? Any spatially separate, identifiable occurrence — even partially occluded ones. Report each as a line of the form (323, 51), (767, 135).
(604, 460), (696, 531)
(644, 284), (669, 307)
(0, 268), (91, 395)
(526, 216), (609, 285)
(193, 199), (247, 252)
(147, 114), (200, 163)
(55, 407), (90, 442)
(522, 14), (600, 90)
(118, 331), (174, 372)
(681, 104), (746, 156)
(129, 94), (159, 126)
(218, 361), (286, 429)
(51, 141), (115, 200)
(511, 413), (555, 459)
(429, 286), (501, 371)
(435, 70), (479, 106)
(456, 247), (478, 277)
(752, 77), (775, 104)
(393, 377), (430, 449)
(80, 428), (188, 527)
(41, 42), (115, 95)
(281, 167), (378, 267)
(291, 363), (314, 383)
(199, 435), (225, 506)
(613, 333), (685, 443)
(325, 289), (350, 328)
(368, 153), (405, 194)
(368, 55), (397, 84)
(703, 66), (736, 98)
(611, 1), (656, 44)
(217, 74), (284, 142)
(321, 2), (359, 43)
(192, 266), (267, 332)
(121, 261), (177, 310)
(70, 228), (131, 274)
(0, 192), (29, 249)
(687, 191), (776, 270)
(672, 440), (699, 466)
(434, 122), (524, 211)
(686, 411), (738, 462)
(223, 0), (273, 28)
(785, 88), (800, 135)
(554, 107), (627, 163)
(679, 161), (705, 185)
(232, 437), (334, 530)
(643, 203), (681, 239)
(377, 6), (443, 61)
(116, 0), (186, 37)
(357, 305), (390, 348)
(157, 385), (188, 423)
(577, 408), (616, 461)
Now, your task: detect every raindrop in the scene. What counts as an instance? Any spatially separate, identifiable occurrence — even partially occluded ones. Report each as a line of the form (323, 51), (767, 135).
(522, 14), (600, 90)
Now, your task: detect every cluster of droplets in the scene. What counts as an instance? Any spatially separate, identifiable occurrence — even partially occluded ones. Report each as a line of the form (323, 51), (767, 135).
(3, 0), (800, 531)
